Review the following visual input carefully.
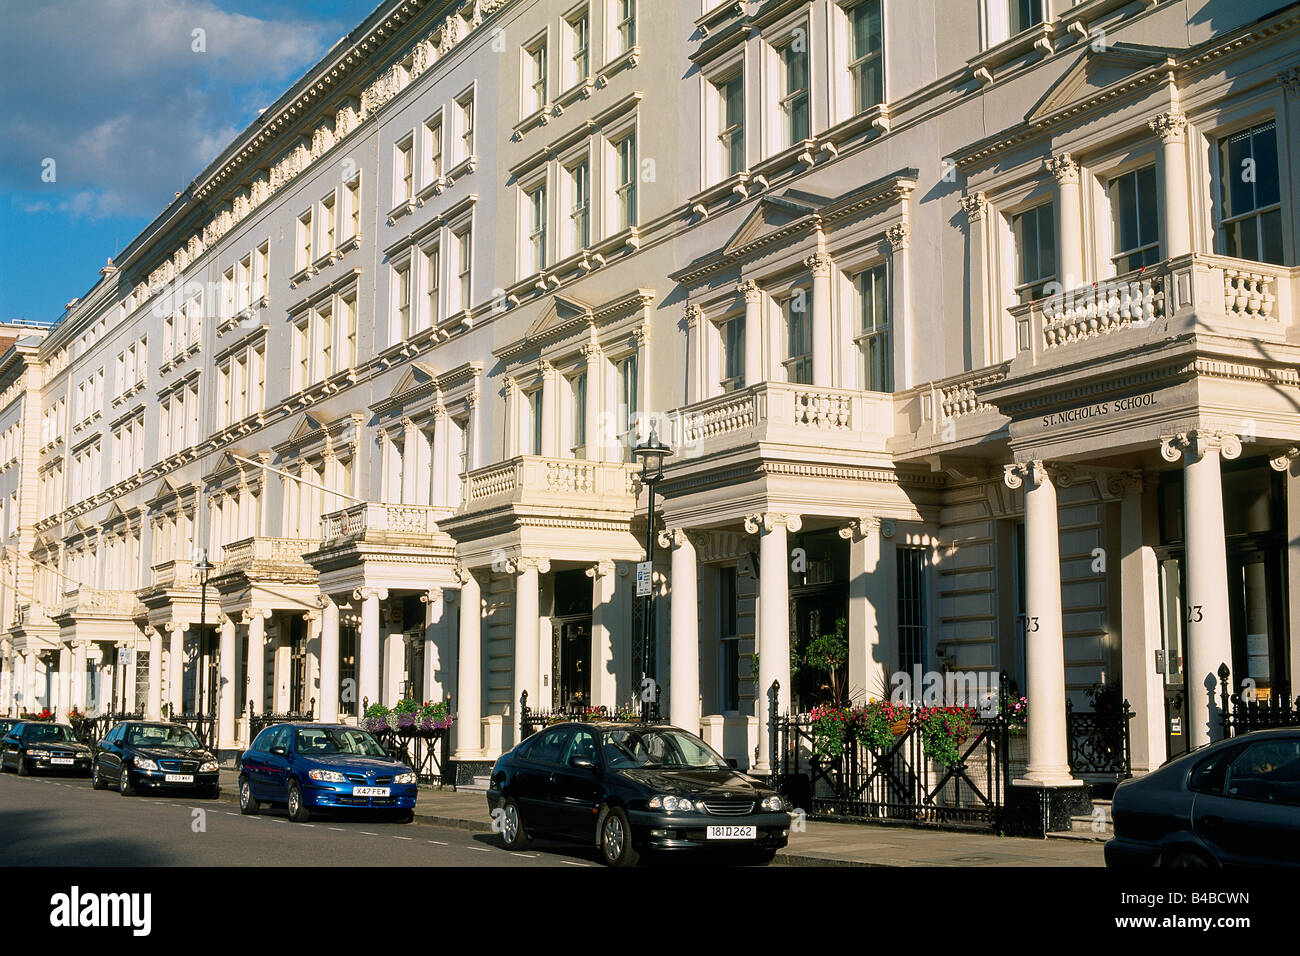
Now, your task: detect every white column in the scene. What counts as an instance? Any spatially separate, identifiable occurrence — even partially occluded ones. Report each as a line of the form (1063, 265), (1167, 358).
(57, 645), (71, 719)
(1112, 471), (1168, 774)
(431, 407), (450, 506)
(841, 517), (892, 701)
(1047, 154), (1083, 290)
(245, 609), (268, 717)
(422, 589), (446, 703)
(586, 560), (618, 709)
(513, 558), (548, 724)
(748, 513), (799, 772)
(218, 615), (237, 748)
(664, 530), (700, 734)
(886, 223), (912, 390)
(1150, 111), (1191, 259)
(1005, 461), (1077, 788)
(357, 588), (386, 711)
(71, 641), (87, 714)
(142, 629), (159, 719)
(961, 193), (993, 367)
(805, 250), (833, 386)
(739, 280), (763, 387)
(319, 598), (340, 722)
(582, 343), (604, 460)
(455, 568), (483, 758)
(466, 392), (484, 472)
(169, 623), (188, 714)
(540, 361), (558, 458)
(1162, 431), (1239, 746)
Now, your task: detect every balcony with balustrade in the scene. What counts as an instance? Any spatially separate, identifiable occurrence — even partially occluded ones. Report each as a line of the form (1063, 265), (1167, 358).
(440, 456), (644, 569)
(308, 502), (459, 596)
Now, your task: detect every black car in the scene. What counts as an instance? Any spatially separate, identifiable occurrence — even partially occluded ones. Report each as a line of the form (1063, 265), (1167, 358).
(0, 722), (93, 775)
(1106, 728), (1300, 867)
(488, 722), (791, 867)
(0, 719), (17, 740)
(92, 721), (220, 797)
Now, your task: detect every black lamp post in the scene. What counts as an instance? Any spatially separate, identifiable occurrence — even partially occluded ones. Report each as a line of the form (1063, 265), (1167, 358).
(632, 428), (672, 722)
(195, 548), (213, 746)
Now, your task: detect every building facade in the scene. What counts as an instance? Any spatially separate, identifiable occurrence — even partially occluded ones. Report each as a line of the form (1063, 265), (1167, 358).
(2, 0), (1299, 790)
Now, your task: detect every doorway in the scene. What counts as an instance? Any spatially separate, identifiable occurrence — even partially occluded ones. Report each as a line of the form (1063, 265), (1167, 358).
(551, 569), (593, 710)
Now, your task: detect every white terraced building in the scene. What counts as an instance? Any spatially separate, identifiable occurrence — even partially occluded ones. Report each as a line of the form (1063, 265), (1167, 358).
(2, 0), (1299, 797)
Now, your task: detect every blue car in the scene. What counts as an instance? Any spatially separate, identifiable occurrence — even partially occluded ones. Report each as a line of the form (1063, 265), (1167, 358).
(237, 722), (418, 823)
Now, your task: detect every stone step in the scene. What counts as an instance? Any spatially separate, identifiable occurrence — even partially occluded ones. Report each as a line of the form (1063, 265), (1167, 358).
(457, 775), (492, 794)
(1068, 798), (1112, 835)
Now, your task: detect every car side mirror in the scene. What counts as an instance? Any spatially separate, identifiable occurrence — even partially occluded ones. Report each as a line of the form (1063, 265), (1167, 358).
(270, 746), (287, 757)
(569, 755), (596, 770)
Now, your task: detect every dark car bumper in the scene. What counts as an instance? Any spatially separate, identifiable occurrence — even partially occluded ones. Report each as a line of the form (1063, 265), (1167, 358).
(27, 754), (92, 773)
(1104, 837), (1162, 868)
(304, 782), (418, 810)
(627, 809), (791, 851)
(129, 767), (221, 791)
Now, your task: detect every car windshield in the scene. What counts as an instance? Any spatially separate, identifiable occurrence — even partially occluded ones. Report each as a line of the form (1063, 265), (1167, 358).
(602, 728), (729, 770)
(294, 727), (389, 758)
(127, 725), (201, 749)
(24, 724), (76, 743)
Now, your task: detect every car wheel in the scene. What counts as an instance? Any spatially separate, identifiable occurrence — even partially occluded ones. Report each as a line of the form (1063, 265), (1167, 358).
(238, 775), (259, 815)
(394, 809), (414, 824)
(118, 765), (134, 796)
(746, 848), (778, 866)
(91, 761), (107, 790)
(1162, 849), (1211, 868)
(206, 786), (222, 800)
(498, 798), (532, 850)
(287, 781), (310, 822)
(599, 807), (639, 868)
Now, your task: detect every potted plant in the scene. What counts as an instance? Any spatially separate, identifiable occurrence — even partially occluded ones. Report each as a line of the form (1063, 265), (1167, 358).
(856, 699), (913, 750)
(802, 618), (849, 705)
(414, 700), (454, 733)
(915, 706), (977, 768)
(808, 704), (856, 760)
(362, 702), (392, 733)
(1001, 688), (1028, 734)
(392, 698), (419, 734)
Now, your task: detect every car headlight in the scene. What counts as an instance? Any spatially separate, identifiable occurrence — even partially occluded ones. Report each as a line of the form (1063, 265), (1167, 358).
(395, 772), (417, 785)
(648, 794), (699, 812)
(28, 749), (50, 758)
(198, 761), (218, 773)
(307, 769), (348, 783)
(134, 757), (158, 771)
(761, 795), (787, 812)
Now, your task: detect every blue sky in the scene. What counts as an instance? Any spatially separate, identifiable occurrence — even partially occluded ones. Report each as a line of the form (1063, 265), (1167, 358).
(0, 0), (382, 324)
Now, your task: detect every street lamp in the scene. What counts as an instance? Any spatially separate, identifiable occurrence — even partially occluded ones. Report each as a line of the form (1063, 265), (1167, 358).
(632, 428), (672, 722)
(195, 548), (214, 747)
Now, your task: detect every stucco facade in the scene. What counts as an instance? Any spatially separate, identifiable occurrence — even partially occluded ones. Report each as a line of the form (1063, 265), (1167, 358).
(2, 0), (1299, 783)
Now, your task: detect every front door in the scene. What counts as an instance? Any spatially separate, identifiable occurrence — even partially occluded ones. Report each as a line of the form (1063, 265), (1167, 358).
(1157, 553), (1189, 758)
(1227, 546), (1289, 701)
(287, 617), (307, 713)
(554, 618), (591, 710)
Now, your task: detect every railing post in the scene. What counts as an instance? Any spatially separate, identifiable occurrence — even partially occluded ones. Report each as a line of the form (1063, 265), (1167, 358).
(1121, 699), (1133, 780)
(519, 690), (529, 742)
(1217, 662), (1232, 737)
(767, 679), (780, 788)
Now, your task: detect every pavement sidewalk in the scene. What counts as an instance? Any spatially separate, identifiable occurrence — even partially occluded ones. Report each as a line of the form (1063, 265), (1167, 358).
(214, 770), (1105, 866)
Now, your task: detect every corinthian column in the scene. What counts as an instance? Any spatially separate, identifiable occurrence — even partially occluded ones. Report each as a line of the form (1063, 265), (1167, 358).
(661, 530), (700, 733)
(455, 567), (483, 759)
(739, 280), (763, 387)
(1047, 153), (1082, 291)
(1161, 430), (1240, 746)
(805, 251), (833, 386)
(1150, 111), (1191, 259)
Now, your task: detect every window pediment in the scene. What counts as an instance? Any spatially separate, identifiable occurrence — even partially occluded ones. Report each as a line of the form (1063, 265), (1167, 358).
(1025, 43), (1177, 126)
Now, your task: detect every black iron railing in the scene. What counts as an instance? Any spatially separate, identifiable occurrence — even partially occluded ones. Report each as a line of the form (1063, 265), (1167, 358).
(768, 678), (1010, 831)
(370, 727), (454, 786)
(169, 713), (216, 750)
(1065, 698), (1133, 781)
(72, 711), (143, 747)
(248, 699), (316, 744)
(517, 690), (657, 742)
(1219, 664), (1300, 736)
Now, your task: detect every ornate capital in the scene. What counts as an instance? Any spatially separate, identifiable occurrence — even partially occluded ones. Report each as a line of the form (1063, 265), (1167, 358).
(419, 589), (442, 605)
(515, 556), (550, 575)
(585, 559), (617, 579)
(886, 223), (910, 251)
(1104, 469), (1147, 498)
(1280, 67), (1300, 96)
(1003, 460), (1062, 489)
(960, 192), (988, 223)
(455, 565), (477, 587)
(1148, 110), (1187, 145)
(802, 251), (833, 277)
(1046, 153), (1079, 185)
(1269, 446), (1300, 473)
(837, 516), (896, 540)
(353, 587), (390, 602)
(737, 279), (761, 304)
(1160, 430), (1243, 464)
(744, 513), (802, 534)
(683, 303), (704, 329)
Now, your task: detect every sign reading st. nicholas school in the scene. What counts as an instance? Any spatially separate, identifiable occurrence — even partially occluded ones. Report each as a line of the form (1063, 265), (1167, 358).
(1042, 393), (1158, 428)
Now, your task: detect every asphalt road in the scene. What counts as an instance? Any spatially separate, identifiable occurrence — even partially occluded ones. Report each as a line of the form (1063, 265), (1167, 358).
(0, 770), (601, 867)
